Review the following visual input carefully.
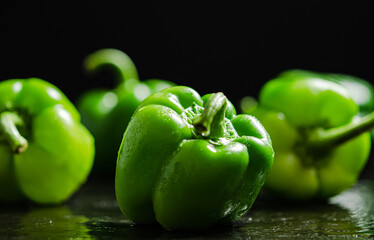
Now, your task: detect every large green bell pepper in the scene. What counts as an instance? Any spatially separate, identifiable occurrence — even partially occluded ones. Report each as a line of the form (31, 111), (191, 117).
(115, 86), (274, 230)
(0, 78), (94, 204)
(77, 49), (174, 176)
(249, 73), (374, 201)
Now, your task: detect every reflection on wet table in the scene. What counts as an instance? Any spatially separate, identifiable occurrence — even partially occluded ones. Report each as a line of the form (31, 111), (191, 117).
(1, 180), (374, 239)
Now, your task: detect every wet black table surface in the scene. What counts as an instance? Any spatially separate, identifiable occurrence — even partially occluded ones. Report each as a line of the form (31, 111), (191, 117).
(1, 179), (374, 239)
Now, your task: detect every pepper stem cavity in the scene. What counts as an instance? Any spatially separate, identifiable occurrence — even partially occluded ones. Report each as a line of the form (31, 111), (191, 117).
(193, 92), (227, 139)
(0, 111), (28, 154)
(307, 111), (374, 151)
(83, 48), (139, 86)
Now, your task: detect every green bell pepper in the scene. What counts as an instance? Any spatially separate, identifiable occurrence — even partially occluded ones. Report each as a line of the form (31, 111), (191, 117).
(77, 49), (174, 176)
(0, 78), (94, 204)
(115, 86), (274, 230)
(249, 73), (374, 201)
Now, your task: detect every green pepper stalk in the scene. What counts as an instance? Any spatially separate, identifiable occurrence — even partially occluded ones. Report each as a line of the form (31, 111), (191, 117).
(193, 92), (227, 138)
(0, 78), (94, 204)
(84, 48), (139, 84)
(248, 74), (374, 201)
(115, 86), (274, 230)
(307, 111), (374, 152)
(0, 111), (28, 153)
(77, 48), (175, 177)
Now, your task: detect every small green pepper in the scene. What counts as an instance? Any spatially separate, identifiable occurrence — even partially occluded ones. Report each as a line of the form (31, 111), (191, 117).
(249, 73), (374, 201)
(77, 49), (174, 176)
(0, 78), (94, 204)
(115, 86), (274, 230)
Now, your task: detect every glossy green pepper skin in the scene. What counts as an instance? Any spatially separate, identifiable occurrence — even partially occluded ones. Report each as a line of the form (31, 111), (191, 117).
(279, 69), (374, 115)
(115, 86), (274, 230)
(0, 78), (94, 204)
(77, 49), (174, 176)
(241, 69), (374, 117)
(251, 74), (374, 201)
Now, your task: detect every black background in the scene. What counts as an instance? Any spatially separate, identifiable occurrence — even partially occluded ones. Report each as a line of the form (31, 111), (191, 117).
(1, 1), (374, 177)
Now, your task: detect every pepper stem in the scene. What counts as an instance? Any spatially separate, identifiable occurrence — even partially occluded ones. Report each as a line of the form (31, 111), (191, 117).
(83, 48), (139, 86)
(0, 111), (28, 154)
(307, 111), (374, 151)
(193, 92), (227, 139)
